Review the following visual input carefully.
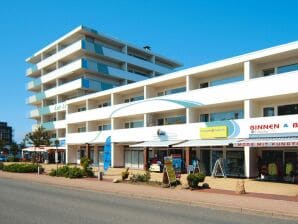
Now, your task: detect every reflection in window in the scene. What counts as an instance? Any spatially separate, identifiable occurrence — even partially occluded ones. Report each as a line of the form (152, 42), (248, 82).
(277, 63), (298, 74)
(210, 110), (243, 121)
(165, 115), (186, 125)
(210, 75), (243, 86)
(263, 107), (275, 117)
(278, 104), (298, 116)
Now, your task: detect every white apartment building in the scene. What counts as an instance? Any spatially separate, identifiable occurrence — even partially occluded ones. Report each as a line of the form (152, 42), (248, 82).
(26, 25), (181, 162)
(64, 41), (298, 181)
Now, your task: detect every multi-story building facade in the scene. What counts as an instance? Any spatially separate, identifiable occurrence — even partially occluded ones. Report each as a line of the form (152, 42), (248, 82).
(26, 26), (182, 148)
(0, 122), (12, 145)
(64, 41), (298, 181)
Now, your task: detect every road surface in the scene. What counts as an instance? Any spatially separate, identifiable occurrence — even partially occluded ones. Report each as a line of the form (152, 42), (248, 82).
(0, 178), (296, 224)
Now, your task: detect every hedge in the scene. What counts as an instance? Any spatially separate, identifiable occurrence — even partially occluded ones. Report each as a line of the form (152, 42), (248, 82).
(3, 163), (42, 173)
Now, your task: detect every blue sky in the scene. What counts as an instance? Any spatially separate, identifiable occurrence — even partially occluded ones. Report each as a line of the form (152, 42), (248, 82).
(1, 0), (298, 142)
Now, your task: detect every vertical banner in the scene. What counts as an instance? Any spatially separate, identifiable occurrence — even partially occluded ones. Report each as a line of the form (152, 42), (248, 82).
(103, 136), (111, 172)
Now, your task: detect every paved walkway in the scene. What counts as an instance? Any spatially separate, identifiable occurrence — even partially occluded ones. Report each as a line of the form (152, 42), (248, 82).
(0, 171), (298, 219)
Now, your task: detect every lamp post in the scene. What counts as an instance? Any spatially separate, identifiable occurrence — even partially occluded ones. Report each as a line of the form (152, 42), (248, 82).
(54, 139), (60, 176)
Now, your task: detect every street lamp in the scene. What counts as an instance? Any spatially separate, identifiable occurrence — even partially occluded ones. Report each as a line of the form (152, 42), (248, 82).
(54, 139), (60, 176)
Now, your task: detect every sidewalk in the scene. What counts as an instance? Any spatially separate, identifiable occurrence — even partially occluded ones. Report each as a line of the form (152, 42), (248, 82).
(0, 171), (298, 219)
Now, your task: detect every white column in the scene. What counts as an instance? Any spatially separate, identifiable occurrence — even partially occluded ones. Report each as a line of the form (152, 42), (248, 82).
(244, 146), (250, 178)
(244, 61), (256, 81)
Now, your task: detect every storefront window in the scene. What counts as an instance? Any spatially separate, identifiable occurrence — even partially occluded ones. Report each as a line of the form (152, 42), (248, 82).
(226, 151), (244, 177)
(124, 149), (144, 169)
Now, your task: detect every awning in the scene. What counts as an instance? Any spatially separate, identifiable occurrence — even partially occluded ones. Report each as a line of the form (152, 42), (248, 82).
(22, 146), (66, 152)
(173, 139), (238, 147)
(130, 140), (183, 148)
(234, 138), (298, 147)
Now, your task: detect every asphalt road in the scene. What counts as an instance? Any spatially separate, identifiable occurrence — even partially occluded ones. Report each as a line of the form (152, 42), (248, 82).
(0, 178), (296, 224)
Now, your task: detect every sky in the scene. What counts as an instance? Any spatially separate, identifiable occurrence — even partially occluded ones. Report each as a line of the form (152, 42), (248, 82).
(1, 0), (298, 143)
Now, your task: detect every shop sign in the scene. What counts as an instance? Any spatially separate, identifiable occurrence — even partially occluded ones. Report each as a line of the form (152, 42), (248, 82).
(200, 126), (228, 139)
(235, 141), (298, 147)
(163, 156), (176, 184)
(249, 122), (298, 135)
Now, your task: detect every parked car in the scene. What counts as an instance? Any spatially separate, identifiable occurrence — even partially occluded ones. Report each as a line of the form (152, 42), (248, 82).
(0, 155), (7, 162)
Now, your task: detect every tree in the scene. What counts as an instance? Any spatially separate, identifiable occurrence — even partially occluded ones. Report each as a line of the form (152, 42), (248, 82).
(24, 126), (51, 163)
(10, 142), (19, 158)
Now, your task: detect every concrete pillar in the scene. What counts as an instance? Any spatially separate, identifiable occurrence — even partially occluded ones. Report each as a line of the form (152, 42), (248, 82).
(85, 143), (90, 159)
(144, 147), (149, 170)
(244, 61), (256, 81)
(94, 147), (99, 164)
(186, 75), (196, 91)
(244, 146), (250, 178)
(185, 147), (190, 166)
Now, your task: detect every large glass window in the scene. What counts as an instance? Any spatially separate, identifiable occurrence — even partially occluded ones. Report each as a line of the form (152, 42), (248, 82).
(263, 107), (275, 117)
(165, 115), (186, 125)
(226, 151), (244, 177)
(124, 95), (144, 103)
(210, 110), (243, 121)
(210, 75), (243, 87)
(125, 150), (144, 169)
(278, 104), (298, 116)
(158, 86), (186, 96)
(277, 63), (298, 74)
(77, 127), (86, 133)
(124, 120), (144, 128)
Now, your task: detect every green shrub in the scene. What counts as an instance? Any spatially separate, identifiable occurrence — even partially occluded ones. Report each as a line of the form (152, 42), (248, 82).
(187, 173), (206, 189)
(68, 167), (84, 178)
(3, 163), (42, 173)
(49, 166), (84, 178)
(80, 157), (94, 177)
(0, 162), (3, 170)
(121, 167), (130, 180)
(130, 172), (151, 182)
(7, 156), (16, 162)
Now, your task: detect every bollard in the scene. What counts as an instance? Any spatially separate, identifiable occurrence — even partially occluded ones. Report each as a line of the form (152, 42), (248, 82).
(37, 166), (40, 176)
(99, 171), (103, 181)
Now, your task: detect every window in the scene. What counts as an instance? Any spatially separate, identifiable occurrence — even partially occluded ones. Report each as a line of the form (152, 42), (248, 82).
(277, 63), (298, 74)
(200, 82), (209, 88)
(78, 107), (86, 112)
(124, 121), (144, 128)
(278, 104), (298, 116)
(210, 75), (244, 86)
(263, 107), (275, 117)
(98, 124), (111, 131)
(158, 87), (186, 96)
(98, 101), (111, 108)
(200, 114), (209, 122)
(263, 68), (275, 76)
(124, 95), (144, 103)
(157, 118), (164, 126)
(165, 115), (186, 125)
(78, 127), (86, 133)
(210, 110), (243, 121)
(165, 87), (186, 95)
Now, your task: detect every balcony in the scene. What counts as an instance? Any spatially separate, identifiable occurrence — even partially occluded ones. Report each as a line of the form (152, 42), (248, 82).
(82, 40), (173, 74)
(29, 102), (67, 118)
(27, 77), (103, 104)
(42, 120), (66, 131)
(26, 64), (38, 76)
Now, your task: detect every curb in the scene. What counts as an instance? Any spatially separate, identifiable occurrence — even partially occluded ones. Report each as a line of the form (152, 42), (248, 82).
(1, 173), (298, 220)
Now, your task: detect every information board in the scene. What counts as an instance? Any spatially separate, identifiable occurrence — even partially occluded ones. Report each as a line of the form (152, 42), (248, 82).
(163, 156), (177, 185)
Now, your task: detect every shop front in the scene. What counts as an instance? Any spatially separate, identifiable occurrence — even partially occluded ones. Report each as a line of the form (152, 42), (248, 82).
(235, 138), (298, 183)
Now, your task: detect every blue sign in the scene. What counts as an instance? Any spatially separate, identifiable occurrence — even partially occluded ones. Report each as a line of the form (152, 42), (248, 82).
(103, 136), (111, 172)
